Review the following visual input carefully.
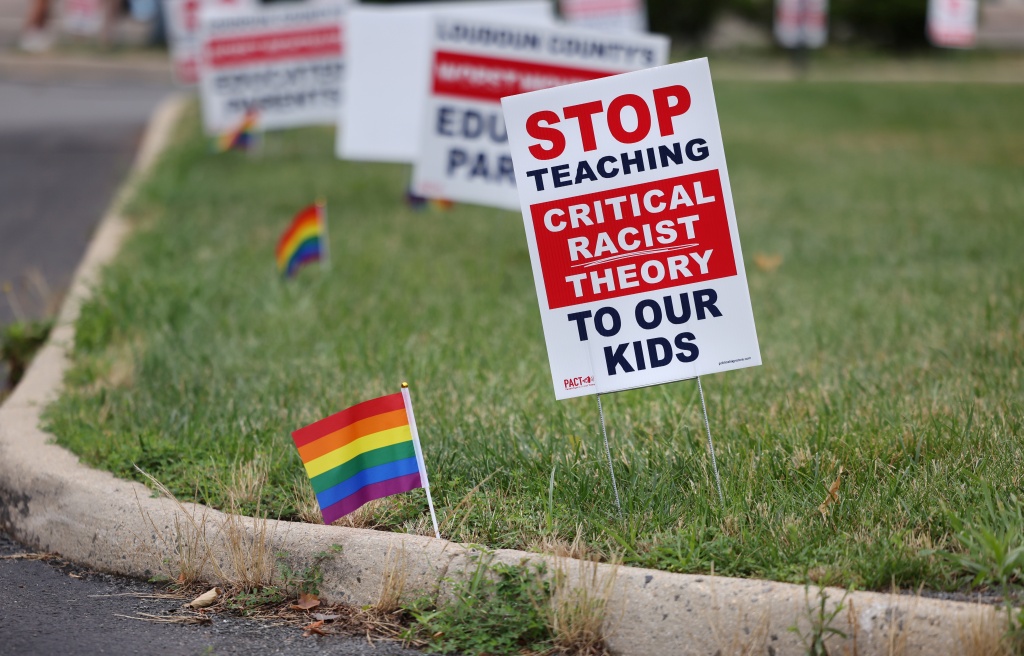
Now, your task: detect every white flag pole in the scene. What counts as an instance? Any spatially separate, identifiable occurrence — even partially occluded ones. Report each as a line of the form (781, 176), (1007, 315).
(317, 198), (331, 271)
(401, 382), (441, 539)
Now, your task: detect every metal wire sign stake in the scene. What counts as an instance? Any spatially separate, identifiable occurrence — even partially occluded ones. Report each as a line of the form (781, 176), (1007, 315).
(697, 376), (725, 506)
(596, 393), (623, 517)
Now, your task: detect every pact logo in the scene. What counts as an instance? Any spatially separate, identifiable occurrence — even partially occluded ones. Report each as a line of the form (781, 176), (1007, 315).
(564, 375), (595, 390)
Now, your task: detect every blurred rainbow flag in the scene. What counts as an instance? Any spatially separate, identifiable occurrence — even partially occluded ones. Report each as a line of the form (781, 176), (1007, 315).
(406, 188), (454, 211)
(276, 202), (328, 277)
(217, 109), (259, 152)
(291, 385), (440, 536)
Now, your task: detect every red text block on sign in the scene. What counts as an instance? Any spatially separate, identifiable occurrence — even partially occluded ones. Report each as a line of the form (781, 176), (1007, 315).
(432, 51), (614, 103)
(530, 170), (737, 309)
(207, 26), (342, 68)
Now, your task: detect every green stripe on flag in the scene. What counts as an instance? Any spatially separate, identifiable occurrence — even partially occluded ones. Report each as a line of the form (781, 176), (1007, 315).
(309, 440), (417, 494)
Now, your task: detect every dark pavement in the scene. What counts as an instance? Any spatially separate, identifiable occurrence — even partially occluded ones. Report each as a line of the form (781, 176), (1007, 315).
(0, 60), (171, 325)
(0, 530), (422, 655)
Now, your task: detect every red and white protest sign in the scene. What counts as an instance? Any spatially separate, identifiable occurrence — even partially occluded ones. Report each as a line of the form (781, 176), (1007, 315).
(62, 0), (104, 36)
(337, 1), (555, 165)
(928, 0), (978, 49)
(559, 0), (647, 34)
(412, 18), (668, 210)
(502, 58), (760, 399)
(164, 0), (255, 85)
(198, 2), (348, 134)
(774, 0), (828, 49)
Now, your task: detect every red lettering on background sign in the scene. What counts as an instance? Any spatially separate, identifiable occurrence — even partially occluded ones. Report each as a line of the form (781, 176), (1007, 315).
(207, 26), (342, 67)
(530, 170), (736, 309)
(432, 51), (613, 103)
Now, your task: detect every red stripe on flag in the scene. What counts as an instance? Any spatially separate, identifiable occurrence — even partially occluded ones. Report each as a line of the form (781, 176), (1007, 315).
(292, 392), (406, 448)
(275, 205), (321, 259)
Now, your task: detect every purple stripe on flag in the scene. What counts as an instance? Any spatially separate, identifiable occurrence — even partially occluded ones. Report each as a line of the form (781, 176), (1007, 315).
(320, 472), (422, 525)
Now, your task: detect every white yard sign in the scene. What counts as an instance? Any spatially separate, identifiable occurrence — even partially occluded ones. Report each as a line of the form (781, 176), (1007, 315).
(164, 0), (255, 85)
(774, 0), (828, 49)
(411, 17), (668, 210)
(336, 1), (555, 164)
(62, 0), (105, 36)
(502, 58), (760, 400)
(928, 0), (978, 49)
(559, 0), (647, 34)
(198, 2), (348, 134)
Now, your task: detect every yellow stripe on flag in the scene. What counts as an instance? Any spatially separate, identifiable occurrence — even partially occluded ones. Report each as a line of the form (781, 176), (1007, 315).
(303, 425), (413, 478)
(277, 223), (322, 267)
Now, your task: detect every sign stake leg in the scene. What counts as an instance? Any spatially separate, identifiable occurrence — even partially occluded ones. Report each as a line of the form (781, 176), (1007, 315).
(697, 376), (725, 507)
(596, 393), (623, 517)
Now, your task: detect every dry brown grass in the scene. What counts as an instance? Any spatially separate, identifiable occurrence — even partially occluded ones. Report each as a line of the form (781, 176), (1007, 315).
(333, 497), (389, 529)
(218, 505), (275, 592)
(290, 477), (322, 524)
(546, 557), (619, 656)
(229, 457), (269, 508)
(957, 604), (1014, 656)
(133, 466), (218, 585)
(218, 460), (277, 591)
(375, 542), (408, 614)
(531, 524), (603, 562)
(135, 464), (277, 592)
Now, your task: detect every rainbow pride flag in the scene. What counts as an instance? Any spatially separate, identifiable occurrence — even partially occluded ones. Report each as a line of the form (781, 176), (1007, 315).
(276, 203), (327, 277)
(291, 386), (439, 534)
(217, 109), (259, 152)
(406, 188), (454, 211)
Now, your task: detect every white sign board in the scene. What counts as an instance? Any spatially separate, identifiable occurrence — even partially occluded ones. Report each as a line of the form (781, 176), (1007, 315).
(337, 1), (555, 164)
(62, 0), (104, 36)
(559, 0), (647, 34)
(927, 0), (978, 49)
(164, 0), (255, 85)
(502, 58), (760, 400)
(198, 2), (348, 135)
(774, 0), (828, 49)
(412, 18), (668, 210)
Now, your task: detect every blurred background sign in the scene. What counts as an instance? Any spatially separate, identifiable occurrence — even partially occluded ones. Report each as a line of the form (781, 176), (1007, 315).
(559, 0), (647, 33)
(774, 0), (828, 49)
(61, 0), (104, 35)
(928, 0), (978, 48)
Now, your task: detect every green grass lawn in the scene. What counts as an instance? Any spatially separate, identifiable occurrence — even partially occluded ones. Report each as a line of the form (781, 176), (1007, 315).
(46, 80), (1024, 593)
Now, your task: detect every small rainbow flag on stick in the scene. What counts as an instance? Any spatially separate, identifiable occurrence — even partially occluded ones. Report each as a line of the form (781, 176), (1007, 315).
(291, 384), (440, 537)
(217, 108), (260, 152)
(276, 202), (329, 277)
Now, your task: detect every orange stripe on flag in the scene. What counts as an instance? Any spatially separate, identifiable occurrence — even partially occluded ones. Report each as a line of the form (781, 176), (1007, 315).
(297, 408), (410, 463)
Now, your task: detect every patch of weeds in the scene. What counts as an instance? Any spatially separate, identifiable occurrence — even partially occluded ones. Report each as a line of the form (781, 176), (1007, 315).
(404, 553), (552, 656)
(789, 584), (849, 656)
(224, 586), (289, 614)
(1, 319), (52, 389)
(277, 545), (343, 597)
(928, 483), (1024, 651)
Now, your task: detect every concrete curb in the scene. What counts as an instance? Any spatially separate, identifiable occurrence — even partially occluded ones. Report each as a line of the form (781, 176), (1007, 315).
(0, 97), (1006, 656)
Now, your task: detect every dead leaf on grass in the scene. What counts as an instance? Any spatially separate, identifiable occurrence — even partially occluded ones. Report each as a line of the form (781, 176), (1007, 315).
(290, 592), (321, 611)
(188, 587), (221, 608)
(754, 252), (783, 273)
(818, 466), (844, 519)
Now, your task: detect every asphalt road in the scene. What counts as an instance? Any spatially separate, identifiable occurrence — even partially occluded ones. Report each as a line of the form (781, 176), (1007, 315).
(0, 530), (423, 656)
(0, 61), (170, 325)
